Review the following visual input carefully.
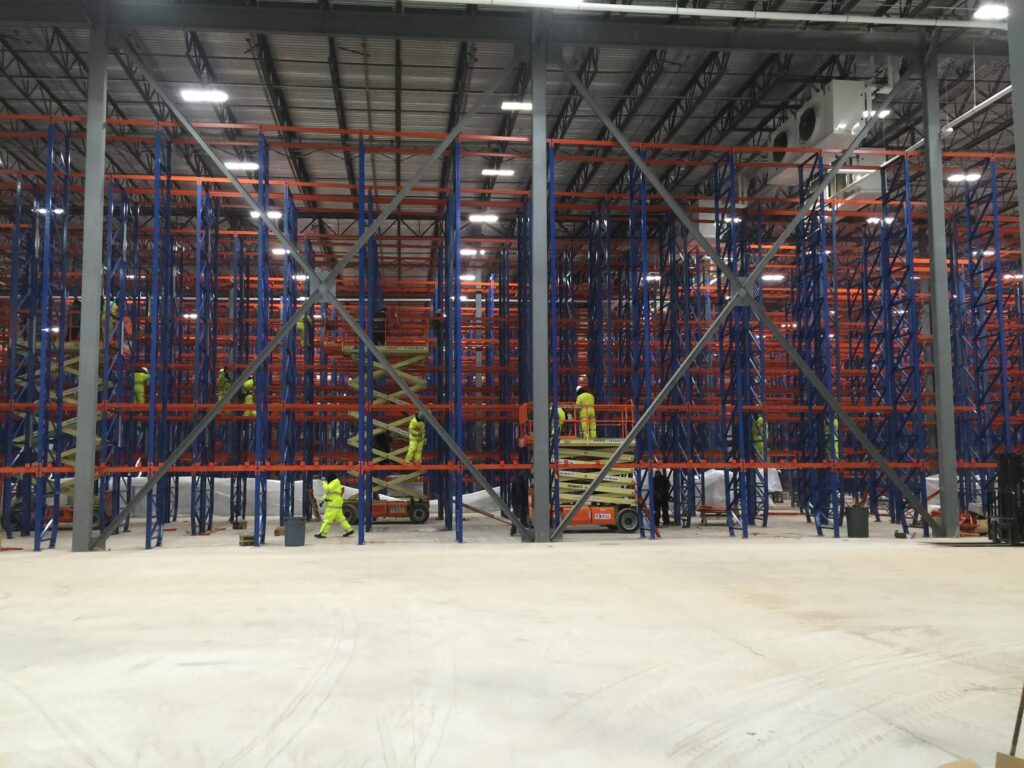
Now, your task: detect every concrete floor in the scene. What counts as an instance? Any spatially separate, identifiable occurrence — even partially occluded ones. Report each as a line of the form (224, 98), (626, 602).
(2, 518), (1022, 767)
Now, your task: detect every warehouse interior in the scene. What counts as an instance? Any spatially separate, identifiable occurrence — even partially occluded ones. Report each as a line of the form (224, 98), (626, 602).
(2, 1), (1024, 765)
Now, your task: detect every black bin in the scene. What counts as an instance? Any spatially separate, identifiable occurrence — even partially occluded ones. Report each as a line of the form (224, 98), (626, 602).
(846, 506), (869, 538)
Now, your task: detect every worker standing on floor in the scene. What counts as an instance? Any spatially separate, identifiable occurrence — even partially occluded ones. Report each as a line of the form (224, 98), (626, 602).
(133, 367), (149, 405)
(653, 469), (671, 527)
(315, 471), (354, 539)
(509, 474), (530, 537)
(575, 385), (597, 440)
(406, 411), (425, 464)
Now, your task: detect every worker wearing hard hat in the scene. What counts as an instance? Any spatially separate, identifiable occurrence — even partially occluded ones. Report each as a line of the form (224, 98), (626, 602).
(133, 367), (149, 405)
(216, 368), (232, 400)
(406, 412), (425, 464)
(575, 385), (596, 440)
(314, 471), (354, 539)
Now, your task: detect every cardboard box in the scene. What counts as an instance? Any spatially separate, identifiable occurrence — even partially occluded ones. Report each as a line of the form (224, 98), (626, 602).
(995, 754), (1024, 768)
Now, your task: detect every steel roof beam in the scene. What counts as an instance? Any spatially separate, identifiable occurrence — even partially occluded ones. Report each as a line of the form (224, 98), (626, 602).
(564, 48), (667, 196)
(3, 1), (1004, 57)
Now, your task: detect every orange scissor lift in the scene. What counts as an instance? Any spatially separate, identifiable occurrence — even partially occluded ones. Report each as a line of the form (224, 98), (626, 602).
(341, 307), (431, 525)
(518, 403), (640, 533)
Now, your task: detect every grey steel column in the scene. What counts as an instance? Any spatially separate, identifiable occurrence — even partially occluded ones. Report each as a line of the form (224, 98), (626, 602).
(530, 21), (550, 542)
(72, 11), (108, 551)
(922, 53), (959, 537)
(1010, 2), (1024, 272)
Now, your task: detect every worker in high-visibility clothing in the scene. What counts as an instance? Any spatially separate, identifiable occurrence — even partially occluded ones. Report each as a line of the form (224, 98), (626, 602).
(752, 414), (768, 460)
(551, 406), (567, 436)
(824, 416), (840, 461)
(216, 368), (232, 400)
(241, 376), (256, 418)
(406, 412), (425, 464)
(133, 367), (149, 405)
(314, 471), (354, 539)
(575, 385), (596, 440)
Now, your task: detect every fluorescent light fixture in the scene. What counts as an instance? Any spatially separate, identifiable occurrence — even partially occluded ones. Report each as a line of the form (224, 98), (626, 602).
(983, 249), (996, 256)
(835, 122), (848, 131)
(125, 274), (138, 280)
(181, 88), (228, 103)
(294, 274), (309, 282)
(761, 274), (786, 283)
(645, 274), (661, 282)
(482, 168), (515, 177)
(862, 110), (874, 118)
(312, 314), (323, 320)
(468, 214), (499, 224)
(181, 88), (228, 104)
(42, 327), (61, 334)
(459, 273), (476, 282)
(271, 248), (290, 256)
(851, 121), (861, 133)
(34, 207), (64, 215)
(878, 109), (891, 119)
(866, 216), (896, 225)
(723, 216), (742, 224)
(973, 3), (1008, 20)
(459, 295), (473, 302)
(182, 312), (198, 320)
(501, 101), (532, 111)
(224, 160), (259, 171)
(249, 210), (283, 220)
(460, 248), (479, 257)
(944, 125), (955, 134)
(947, 172), (981, 183)
(1003, 273), (1024, 281)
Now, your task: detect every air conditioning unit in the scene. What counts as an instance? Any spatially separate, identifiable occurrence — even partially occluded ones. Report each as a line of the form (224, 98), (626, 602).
(765, 80), (873, 188)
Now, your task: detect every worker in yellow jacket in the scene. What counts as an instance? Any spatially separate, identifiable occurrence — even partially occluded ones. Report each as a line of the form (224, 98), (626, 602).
(406, 412), (425, 463)
(551, 406), (567, 436)
(241, 376), (256, 418)
(133, 367), (149, 404)
(216, 368), (232, 400)
(824, 416), (840, 461)
(314, 472), (354, 538)
(752, 414), (768, 460)
(575, 385), (596, 440)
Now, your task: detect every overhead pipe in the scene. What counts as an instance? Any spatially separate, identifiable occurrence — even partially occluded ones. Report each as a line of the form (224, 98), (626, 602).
(405, 0), (1007, 31)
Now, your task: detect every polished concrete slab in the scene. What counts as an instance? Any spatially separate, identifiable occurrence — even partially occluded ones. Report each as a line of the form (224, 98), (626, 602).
(1, 524), (1021, 767)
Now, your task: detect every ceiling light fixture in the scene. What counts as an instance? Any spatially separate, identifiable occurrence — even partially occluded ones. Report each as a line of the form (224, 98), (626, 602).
(271, 248), (289, 256)
(459, 273), (476, 282)
(482, 168), (515, 177)
(468, 214), (499, 224)
(460, 248), (479, 257)
(947, 172), (982, 183)
(224, 160), (259, 172)
(501, 101), (532, 111)
(973, 3), (1009, 20)
(180, 88), (229, 103)
(761, 274), (786, 283)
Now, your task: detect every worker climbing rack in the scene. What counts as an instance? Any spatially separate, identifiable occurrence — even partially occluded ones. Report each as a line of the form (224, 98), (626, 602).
(790, 152), (844, 536)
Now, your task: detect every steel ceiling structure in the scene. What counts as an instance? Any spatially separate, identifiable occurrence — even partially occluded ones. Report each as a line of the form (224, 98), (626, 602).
(0, 0), (1013, 236)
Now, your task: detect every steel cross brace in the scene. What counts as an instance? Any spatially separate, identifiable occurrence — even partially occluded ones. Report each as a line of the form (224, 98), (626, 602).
(91, 44), (525, 548)
(552, 52), (945, 539)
